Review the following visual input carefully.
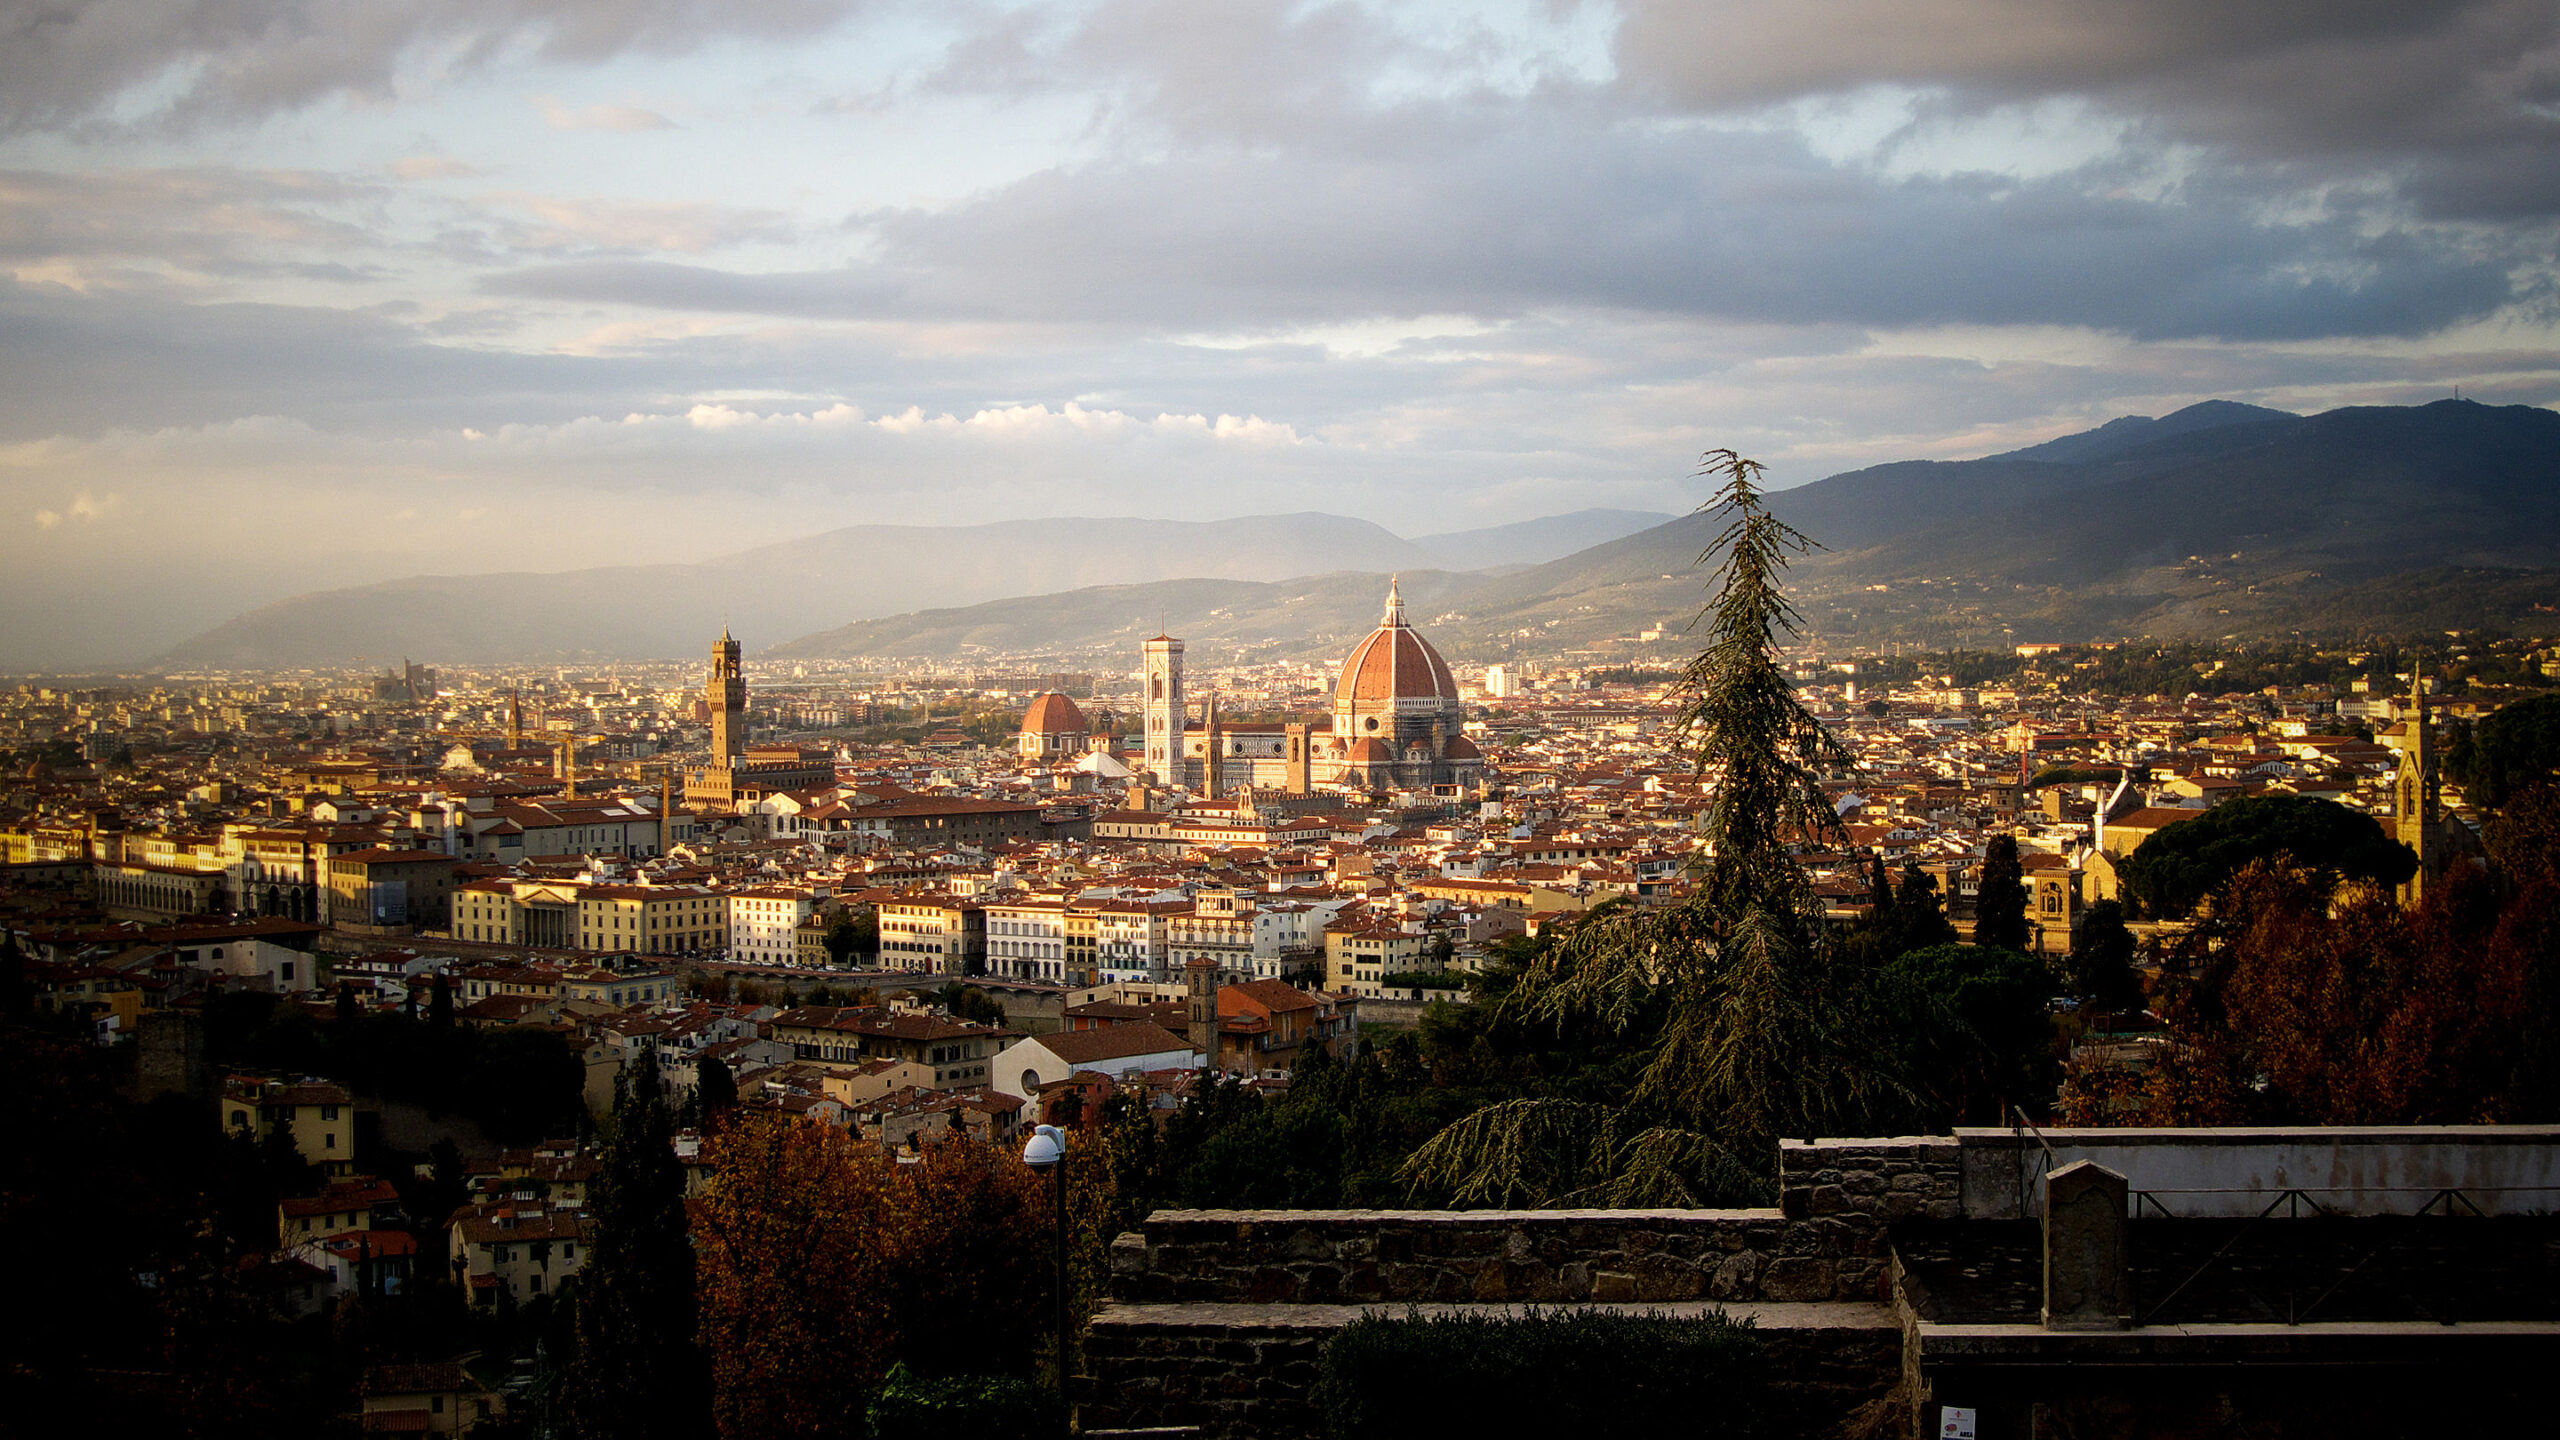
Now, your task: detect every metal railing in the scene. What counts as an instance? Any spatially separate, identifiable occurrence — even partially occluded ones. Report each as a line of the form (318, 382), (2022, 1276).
(2124, 1185), (2560, 1327)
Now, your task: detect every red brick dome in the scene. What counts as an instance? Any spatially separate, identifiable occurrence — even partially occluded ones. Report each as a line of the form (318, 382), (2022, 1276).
(1335, 578), (1458, 707)
(1020, 692), (1088, 735)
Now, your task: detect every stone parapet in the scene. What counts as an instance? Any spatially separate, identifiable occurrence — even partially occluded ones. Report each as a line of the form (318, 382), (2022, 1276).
(1109, 1207), (1891, 1306)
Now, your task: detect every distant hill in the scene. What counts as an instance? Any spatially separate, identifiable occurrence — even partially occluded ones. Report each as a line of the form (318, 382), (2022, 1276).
(1990, 400), (2295, 465)
(158, 400), (2560, 668)
(158, 513), (1441, 667)
(765, 571), (1479, 667)
(767, 400), (2560, 660)
(1411, 508), (1677, 569)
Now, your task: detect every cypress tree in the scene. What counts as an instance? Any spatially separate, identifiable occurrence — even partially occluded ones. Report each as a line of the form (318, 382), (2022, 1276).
(2069, 900), (2144, 1014)
(427, 972), (455, 1029)
(1972, 835), (2032, 953)
(1893, 863), (1958, 953)
(696, 1055), (738, 1123)
(1866, 853), (1896, 923)
(562, 1049), (710, 1440)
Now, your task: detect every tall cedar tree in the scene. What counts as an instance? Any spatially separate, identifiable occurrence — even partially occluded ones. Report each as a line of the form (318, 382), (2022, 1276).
(562, 1049), (710, 1440)
(1972, 835), (2031, 952)
(1403, 451), (1894, 1200)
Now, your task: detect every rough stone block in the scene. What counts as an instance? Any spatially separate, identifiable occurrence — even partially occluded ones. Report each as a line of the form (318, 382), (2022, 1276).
(1592, 1269), (1637, 1302)
(1761, 1256), (1835, 1302)
(1709, 1250), (1762, 1300)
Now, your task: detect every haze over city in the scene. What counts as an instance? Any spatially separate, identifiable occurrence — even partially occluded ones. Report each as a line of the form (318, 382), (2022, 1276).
(6, 1), (2559, 666)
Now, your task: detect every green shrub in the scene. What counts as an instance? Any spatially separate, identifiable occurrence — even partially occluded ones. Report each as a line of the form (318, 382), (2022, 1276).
(1377, 971), (1471, 991)
(1312, 1307), (1768, 1440)
(866, 1365), (1062, 1440)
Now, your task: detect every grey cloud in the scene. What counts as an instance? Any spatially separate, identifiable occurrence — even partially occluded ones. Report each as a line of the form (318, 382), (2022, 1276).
(1616, 0), (2560, 221)
(0, 165), (389, 279)
(0, 0), (860, 134)
(0, 282), (660, 437)
(488, 109), (2516, 341)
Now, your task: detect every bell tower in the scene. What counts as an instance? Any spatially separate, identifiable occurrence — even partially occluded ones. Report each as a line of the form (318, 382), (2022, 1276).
(708, 627), (746, 766)
(1143, 634), (1184, 787)
(2396, 664), (2440, 907)
(1186, 955), (1217, 1072)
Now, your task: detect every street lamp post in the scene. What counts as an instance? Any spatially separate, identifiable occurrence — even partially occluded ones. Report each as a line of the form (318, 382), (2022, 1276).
(1021, 1123), (1071, 1401)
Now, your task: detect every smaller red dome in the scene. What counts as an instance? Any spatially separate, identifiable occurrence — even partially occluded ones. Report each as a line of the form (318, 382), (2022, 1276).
(1442, 733), (1482, 760)
(1020, 693), (1088, 735)
(1344, 738), (1395, 764)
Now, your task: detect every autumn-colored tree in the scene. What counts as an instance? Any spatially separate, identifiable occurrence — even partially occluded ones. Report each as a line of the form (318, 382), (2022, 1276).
(2132, 862), (2544, 1125)
(694, 1115), (889, 1440)
(693, 1115), (1058, 1440)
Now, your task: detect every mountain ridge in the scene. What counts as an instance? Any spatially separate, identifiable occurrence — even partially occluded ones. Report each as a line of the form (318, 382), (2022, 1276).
(771, 400), (2560, 661)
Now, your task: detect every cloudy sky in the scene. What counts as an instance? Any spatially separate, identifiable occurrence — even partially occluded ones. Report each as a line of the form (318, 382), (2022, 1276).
(3, 0), (2557, 667)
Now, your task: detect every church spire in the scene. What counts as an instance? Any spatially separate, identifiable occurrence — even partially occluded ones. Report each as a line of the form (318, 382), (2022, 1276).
(1382, 575), (1405, 626)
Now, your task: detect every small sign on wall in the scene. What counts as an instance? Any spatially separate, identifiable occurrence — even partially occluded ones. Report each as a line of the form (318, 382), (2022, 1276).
(1939, 1406), (1977, 1440)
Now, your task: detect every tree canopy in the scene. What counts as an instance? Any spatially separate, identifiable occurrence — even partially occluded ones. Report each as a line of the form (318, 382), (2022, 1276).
(2449, 693), (2560, 808)
(2118, 794), (2416, 917)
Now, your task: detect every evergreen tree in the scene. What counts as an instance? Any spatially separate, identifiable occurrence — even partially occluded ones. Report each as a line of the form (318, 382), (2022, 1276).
(696, 1055), (737, 1123)
(427, 972), (454, 1029)
(1404, 451), (1904, 1196)
(1893, 863), (1958, 952)
(561, 1049), (709, 1440)
(334, 982), (359, 1027)
(0, 929), (27, 1022)
(2069, 900), (2144, 1014)
(1972, 835), (2031, 953)
(1865, 852), (1896, 921)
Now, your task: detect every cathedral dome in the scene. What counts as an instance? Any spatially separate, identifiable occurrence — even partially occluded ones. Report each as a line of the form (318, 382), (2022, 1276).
(1021, 692), (1088, 735)
(1335, 578), (1458, 708)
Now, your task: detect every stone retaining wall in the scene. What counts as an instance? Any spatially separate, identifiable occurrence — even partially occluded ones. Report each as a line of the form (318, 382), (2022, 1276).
(1079, 1300), (1904, 1440)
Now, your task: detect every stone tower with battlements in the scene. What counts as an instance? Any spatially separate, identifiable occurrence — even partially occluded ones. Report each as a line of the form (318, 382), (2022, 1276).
(708, 627), (745, 766)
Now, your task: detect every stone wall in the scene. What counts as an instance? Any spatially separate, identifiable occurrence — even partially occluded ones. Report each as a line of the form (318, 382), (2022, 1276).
(1108, 1207), (1891, 1306)
(1079, 1300), (1904, 1440)
(1778, 1137), (1966, 1224)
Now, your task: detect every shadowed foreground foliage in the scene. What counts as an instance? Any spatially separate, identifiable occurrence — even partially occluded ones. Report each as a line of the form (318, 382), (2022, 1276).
(1312, 1307), (1768, 1440)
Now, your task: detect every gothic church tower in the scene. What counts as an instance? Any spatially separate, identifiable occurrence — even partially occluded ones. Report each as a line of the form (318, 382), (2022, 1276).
(1142, 634), (1184, 788)
(2396, 666), (2440, 906)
